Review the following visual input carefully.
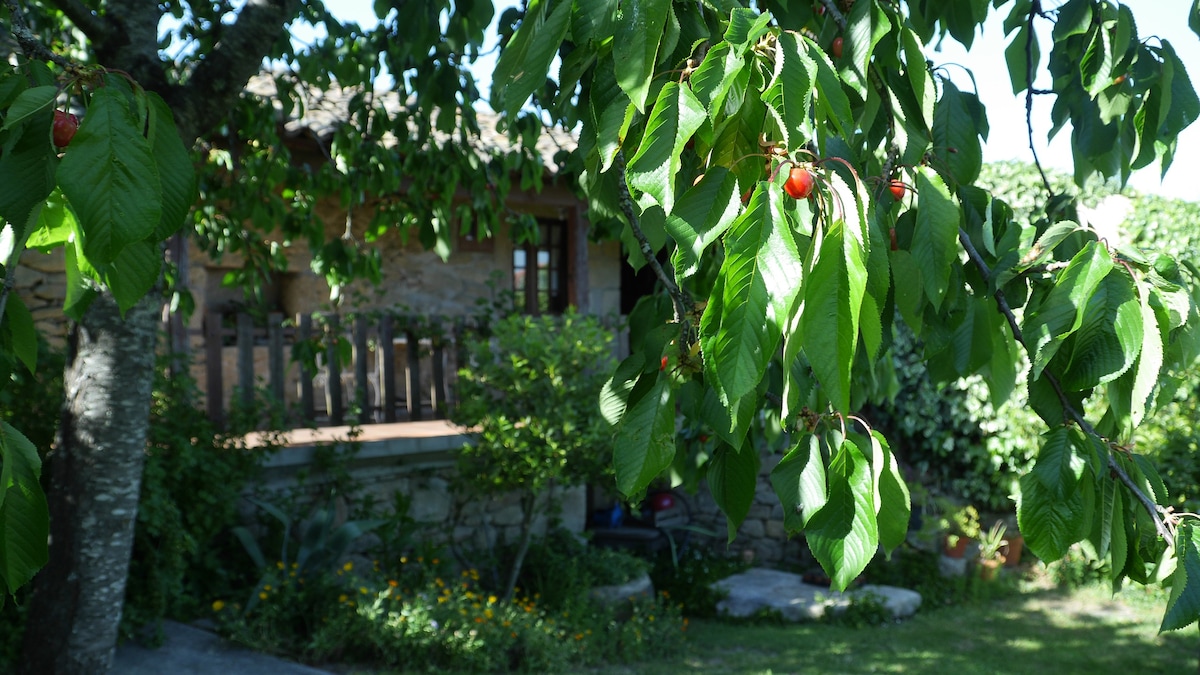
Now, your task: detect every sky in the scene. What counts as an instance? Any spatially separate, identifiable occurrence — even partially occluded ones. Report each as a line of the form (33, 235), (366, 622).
(297, 0), (1198, 201)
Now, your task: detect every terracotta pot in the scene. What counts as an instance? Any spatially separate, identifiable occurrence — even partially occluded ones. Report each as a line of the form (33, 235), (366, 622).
(943, 535), (971, 559)
(1002, 534), (1024, 567)
(977, 557), (1004, 581)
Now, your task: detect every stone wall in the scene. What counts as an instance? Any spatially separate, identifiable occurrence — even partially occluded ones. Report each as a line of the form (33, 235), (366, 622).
(683, 450), (806, 567)
(253, 427), (587, 554)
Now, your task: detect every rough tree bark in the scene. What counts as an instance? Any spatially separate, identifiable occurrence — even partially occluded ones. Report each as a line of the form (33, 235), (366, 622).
(15, 1), (297, 672)
(19, 294), (159, 674)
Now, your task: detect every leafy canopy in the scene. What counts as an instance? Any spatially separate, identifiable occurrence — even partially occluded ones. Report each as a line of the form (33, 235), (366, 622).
(492, 0), (1200, 630)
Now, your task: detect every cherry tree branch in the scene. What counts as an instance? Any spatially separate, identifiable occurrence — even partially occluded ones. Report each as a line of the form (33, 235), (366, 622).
(1, 0), (75, 69)
(820, 0), (848, 31)
(613, 150), (690, 327)
(957, 228), (1172, 541)
(43, 0), (108, 42)
(1024, 1), (1055, 196)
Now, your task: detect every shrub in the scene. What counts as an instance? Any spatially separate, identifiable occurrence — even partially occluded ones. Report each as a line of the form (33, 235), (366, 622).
(649, 547), (747, 618)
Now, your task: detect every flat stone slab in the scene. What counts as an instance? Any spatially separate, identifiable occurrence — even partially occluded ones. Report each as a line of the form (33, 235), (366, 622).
(113, 620), (334, 675)
(713, 568), (921, 622)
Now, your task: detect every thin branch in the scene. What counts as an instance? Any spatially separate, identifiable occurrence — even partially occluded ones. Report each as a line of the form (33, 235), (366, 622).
(1024, 1), (1055, 196)
(820, 0), (848, 32)
(957, 227), (1173, 541)
(1, 0), (75, 69)
(612, 150), (690, 326)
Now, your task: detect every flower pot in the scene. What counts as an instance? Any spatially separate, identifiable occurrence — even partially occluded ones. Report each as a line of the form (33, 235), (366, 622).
(1002, 534), (1024, 567)
(943, 535), (971, 559)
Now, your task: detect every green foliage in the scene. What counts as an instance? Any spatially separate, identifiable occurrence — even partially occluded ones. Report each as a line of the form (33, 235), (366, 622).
(512, 531), (650, 611)
(648, 546), (748, 619)
(122, 361), (276, 638)
(216, 558), (685, 672)
(452, 310), (617, 494)
(820, 590), (893, 628)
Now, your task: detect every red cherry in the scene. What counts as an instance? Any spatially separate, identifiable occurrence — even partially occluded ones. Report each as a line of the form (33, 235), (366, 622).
(1112, 73), (1128, 86)
(660, 355), (669, 371)
(53, 110), (79, 148)
(832, 36), (844, 59)
(815, 4), (827, 16)
(888, 180), (906, 200)
(784, 166), (815, 200)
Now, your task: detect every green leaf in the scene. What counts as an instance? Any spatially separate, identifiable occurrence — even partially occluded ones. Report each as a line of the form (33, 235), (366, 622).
(1005, 25), (1041, 95)
(600, 352), (646, 425)
(1054, 271), (1142, 391)
(104, 239), (161, 315)
(0, 421), (48, 595)
(0, 113), (58, 238)
(931, 79), (984, 185)
(1022, 241), (1114, 379)
(1052, 0), (1093, 42)
(490, 0), (573, 118)
(700, 384), (756, 450)
(805, 436), (878, 591)
(910, 167), (958, 311)
(25, 189), (75, 251)
(612, 370), (676, 497)
(868, 427), (902, 554)
(4, 294), (37, 374)
(1, 85), (56, 130)
(614, 0), (672, 112)
(63, 241), (98, 321)
(1191, 0), (1200, 41)
(770, 432), (827, 533)
(900, 27), (935, 143)
(57, 88), (162, 265)
(1162, 521), (1200, 631)
(1017, 427), (1094, 562)
(146, 93), (197, 241)
(626, 82), (707, 214)
(701, 184), (803, 405)
(805, 38), (853, 139)
(761, 30), (815, 150)
(708, 442), (760, 543)
(801, 219), (866, 413)
(666, 167), (740, 279)
(691, 42), (745, 118)
(1130, 283), (1165, 428)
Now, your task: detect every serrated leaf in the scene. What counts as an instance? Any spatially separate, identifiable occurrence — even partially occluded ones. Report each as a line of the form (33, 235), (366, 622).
(931, 80), (983, 185)
(57, 88), (162, 265)
(600, 352), (646, 425)
(1005, 25), (1040, 95)
(25, 189), (75, 251)
(626, 82), (707, 214)
(1161, 521), (1200, 631)
(691, 42), (745, 118)
(0, 421), (48, 595)
(699, 381), (756, 450)
(805, 38), (853, 139)
(869, 430), (911, 556)
(801, 219), (866, 413)
(612, 370), (676, 497)
(490, 0), (573, 118)
(770, 432), (827, 533)
(104, 239), (161, 315)
(761, 31), (815, 149)
(910, 167), (957, 311)
(613, 0), (672, 112)
(701, 185), (803, 404)
(900, 28), (935, 130)
(4, 294), (37, 374)
(1023, 241), (1114, 379)
(1130, 283), (1165, 427)
(146, 93), (197, 241)
(805, 437), (878, 591)
(708, 442), (760, 543)
(1018, 428), (1094, 562)
(0, 113), (58, 237)
(1, 85), (56, 130)
(63, 240), (98, 321)
(665, 167), (740, 279)
(1054, 271), (1142, 391)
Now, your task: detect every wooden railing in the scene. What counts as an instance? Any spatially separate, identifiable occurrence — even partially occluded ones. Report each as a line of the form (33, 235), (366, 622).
(200, 311), (467, 429)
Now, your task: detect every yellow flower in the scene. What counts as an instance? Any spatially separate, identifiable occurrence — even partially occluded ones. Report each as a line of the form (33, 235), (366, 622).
(487, 595), (497, 604)
(388, 579), (399, 588)
(360, 587), (369, 595)
(211, 600), (225, 612)
(258, 592), (268, 601)
(343, 561), (354, 572)
(400, 556), (408, 564)
(338, 594), (349, 603)
(275, 561), (284, 570)
(263, 584), (272, 592)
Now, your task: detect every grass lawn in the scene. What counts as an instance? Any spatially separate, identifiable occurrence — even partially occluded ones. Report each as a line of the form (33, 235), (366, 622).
(586, 583), (1197, 675)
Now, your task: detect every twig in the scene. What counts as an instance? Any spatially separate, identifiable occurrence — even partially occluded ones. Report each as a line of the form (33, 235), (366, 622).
(2, 0), (76, 69)
(1024, 1), (1055, 196)
(957, 228), (1172, 541)
(820, 0), (848, 32)
(612, 150), (690, 326)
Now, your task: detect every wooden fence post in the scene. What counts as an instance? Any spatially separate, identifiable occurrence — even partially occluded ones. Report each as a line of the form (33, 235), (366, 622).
(354, 314), (371, 425)
(237, 313), (255, 411)
(378, 314), (396, 423)
(205, 311), (224, 429)
(326, 314), (344, 426)
(268, 312), (285, 406)
(297, 313), (315, 424)
(405, 324), (422, 421)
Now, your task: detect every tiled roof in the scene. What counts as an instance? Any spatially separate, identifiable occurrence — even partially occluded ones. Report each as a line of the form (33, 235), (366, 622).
(244, 73), (576, 171)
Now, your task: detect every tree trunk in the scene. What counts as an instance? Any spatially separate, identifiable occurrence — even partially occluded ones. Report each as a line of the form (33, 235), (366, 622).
(19, 291), (160, 675)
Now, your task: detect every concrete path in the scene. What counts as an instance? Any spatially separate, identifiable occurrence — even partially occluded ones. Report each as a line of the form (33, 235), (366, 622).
(713, 567), (922, 621)
(113, 621), (334, 675)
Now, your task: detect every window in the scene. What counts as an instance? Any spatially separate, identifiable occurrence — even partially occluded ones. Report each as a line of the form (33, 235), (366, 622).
(513, 218), (569, 314)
